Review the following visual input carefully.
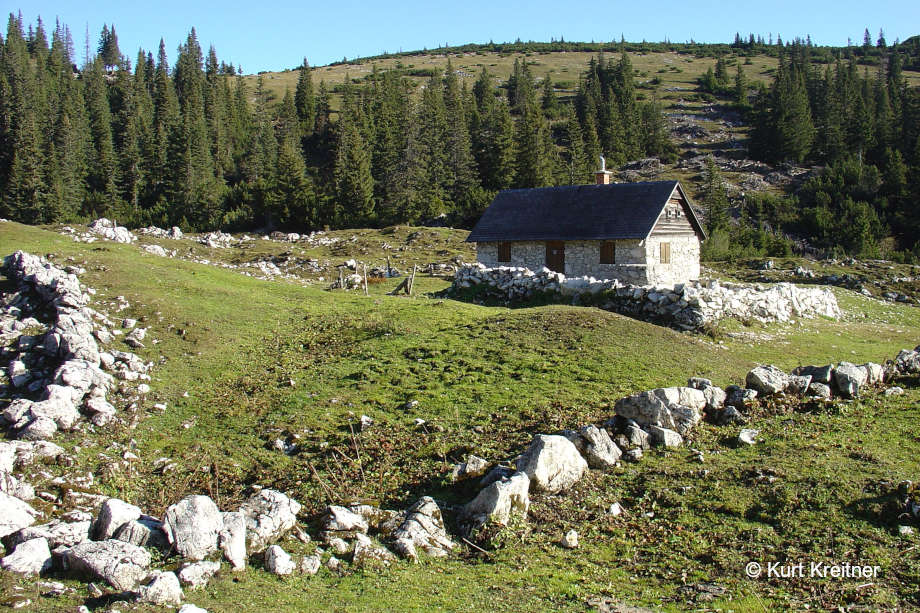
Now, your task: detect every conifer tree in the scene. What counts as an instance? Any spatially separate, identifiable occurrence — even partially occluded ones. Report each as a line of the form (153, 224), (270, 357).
(294, 58), (315, 138)
(334, 110), (374, 226)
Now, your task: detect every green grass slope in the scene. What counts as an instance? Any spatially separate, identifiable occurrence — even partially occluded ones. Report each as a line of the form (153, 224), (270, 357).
(2, 221), (920, 611)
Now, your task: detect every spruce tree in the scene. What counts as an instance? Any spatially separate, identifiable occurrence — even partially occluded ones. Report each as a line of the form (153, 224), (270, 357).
(333, 112), (374, 226)
(294, 58), (315, 138)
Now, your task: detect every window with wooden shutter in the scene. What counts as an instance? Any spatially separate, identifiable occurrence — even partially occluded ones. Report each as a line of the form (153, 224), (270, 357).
(660, 242), (671, 264)
(497, 242), (511, 262)
(599, 241), (615, 264)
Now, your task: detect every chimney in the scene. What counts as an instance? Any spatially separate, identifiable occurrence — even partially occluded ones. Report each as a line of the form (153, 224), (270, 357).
(594, 155), (613, 185)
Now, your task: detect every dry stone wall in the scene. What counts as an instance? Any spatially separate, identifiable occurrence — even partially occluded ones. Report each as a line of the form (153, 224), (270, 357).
(452, 264), (840, 329)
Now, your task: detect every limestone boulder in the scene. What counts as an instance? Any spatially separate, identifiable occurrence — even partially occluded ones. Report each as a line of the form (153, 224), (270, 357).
(178, 560), (221, 588)
(462, 471), (530, 532)
(163, 495), (222, 561)
(138, 571), (183, 606)
(64, 539), (151, 590)
(648, 426), (683, 448)
(835, 361), (868, 398)
(113, 517), (170, 552)
(0, 491), (38, 538)
(10, 520), (91, 549)
(745, 365), (789, 395)
(575, 425), (621, 469)
(351, 533), (395, 569)
(238, 489), (301, 554)
(93, 498), (142, 540)
(219, 511), (247, 570)
(791, 364), (834, 384)
(390, 496), (456, 562)
(264, 545), (295, 576)
(516, 434), (587, 494)
(1, 537), (51, 575)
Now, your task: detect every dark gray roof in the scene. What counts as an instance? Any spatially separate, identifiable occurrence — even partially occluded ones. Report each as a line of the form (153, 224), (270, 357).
(466, 181), (705, 242)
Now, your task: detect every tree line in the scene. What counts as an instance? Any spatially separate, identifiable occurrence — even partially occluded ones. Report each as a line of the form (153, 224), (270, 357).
(0, 15), (670, 232)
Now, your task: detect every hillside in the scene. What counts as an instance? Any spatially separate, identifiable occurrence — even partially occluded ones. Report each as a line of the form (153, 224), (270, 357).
(248, 46), (920, 207)
(3, 221), (920, 610)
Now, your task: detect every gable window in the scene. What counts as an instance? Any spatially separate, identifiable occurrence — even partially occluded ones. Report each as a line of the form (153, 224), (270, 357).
(599, 241), (616, 264)
(660, 242), (671, 264)
(497, 242), (511, 263)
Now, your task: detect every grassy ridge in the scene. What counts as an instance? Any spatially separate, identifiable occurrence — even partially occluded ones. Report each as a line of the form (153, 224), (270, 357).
(3, 221), (920, 611)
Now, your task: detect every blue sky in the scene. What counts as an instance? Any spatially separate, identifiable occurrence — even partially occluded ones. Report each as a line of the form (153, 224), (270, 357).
(11, 0), (919, 73)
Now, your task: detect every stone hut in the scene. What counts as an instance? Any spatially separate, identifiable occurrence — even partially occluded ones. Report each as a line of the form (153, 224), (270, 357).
(466, 168), (706, 287)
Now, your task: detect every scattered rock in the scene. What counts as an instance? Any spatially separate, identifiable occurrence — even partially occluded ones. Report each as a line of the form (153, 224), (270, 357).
(835, 361), (867, 398)
(737, 429), (759, 446)
(391, 496), (456, 562)
(264, 545), (295, 575)
(885, 386), (905, 397)
(560, 529), (579, 549)
(449, 455), (491, 482)
(65, 539), (151, 590)
(239, 489), (301, 553)
(299, 554), (321, 575)
(462, 471), (530, 532)
(516, 434), (588, 494)
(93, 498), (142, 540)
(178, 560), (221, 588)
(576, 425), (622, 469)
(113, 517), (170, 552)
(163, 495), (223, 561)
(352, 533), (395, 568)
(746, 365), (789, 395)
(648, 425), (683, 448)
(0, 491), (38, 538)
(219, 511), (247, 570)
(1, 537), (52, 575)
(138, 571), (183, 606)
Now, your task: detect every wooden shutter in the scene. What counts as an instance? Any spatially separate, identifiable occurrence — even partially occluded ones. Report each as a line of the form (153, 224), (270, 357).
(600, 241), (615, 264)
(498, 242), (511, 262)
(660, 242), (671, 264)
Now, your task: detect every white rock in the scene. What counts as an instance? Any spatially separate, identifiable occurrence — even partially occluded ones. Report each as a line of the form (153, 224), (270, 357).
(462, 472), (530, 529)
(264, 544), (295, 575)
(516, 434), (587, 494)
(746, 365), (789, 395)
(0, 491), (38, 538)
(93, 498), (142, 540)
(178, 560), (221, 588)
(560, 529), (579, 549)
(139, 571), (183, 606)
(163, 495), (222, 561)
(65, 539), (151, 590)
(648, 425), (683, 448)
(299, 554), (321, 575)
(1, 537), (51, 575)
(219, 511), (247, 570)
(391, 496), (456, 562)
(239, 489), (301, 554)
(577, 425), (621, 469)
(179, 606), (209, 613)
(737, 429), (759, 446)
